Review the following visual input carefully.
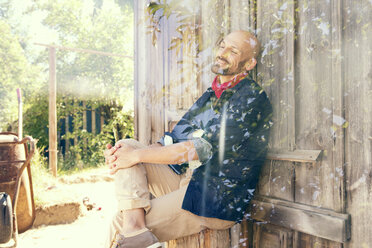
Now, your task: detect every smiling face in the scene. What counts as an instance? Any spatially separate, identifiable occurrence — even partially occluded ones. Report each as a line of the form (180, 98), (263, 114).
(211, 31), (260, 76)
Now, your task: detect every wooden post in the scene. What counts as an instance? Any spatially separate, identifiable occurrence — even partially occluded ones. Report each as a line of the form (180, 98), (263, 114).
(16, 88), (23, 139)
(92, 109), (96, 134)
(100, 114), (104, 131)
(82, 101), (87, 161)
(65, 116), (69, 154)
(83, 101), (87, 130)
(49, 47), (58, 177)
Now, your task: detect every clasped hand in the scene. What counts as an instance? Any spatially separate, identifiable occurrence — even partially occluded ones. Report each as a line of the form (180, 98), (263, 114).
(104, 141), (139, 174)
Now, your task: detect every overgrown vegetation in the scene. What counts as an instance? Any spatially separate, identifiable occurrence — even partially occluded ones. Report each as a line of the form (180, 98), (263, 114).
(0, 0), (134, 171)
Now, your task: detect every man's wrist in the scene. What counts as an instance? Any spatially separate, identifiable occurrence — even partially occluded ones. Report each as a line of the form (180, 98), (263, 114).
(133, 149), (142, 164)
(132, 149), (141, 164)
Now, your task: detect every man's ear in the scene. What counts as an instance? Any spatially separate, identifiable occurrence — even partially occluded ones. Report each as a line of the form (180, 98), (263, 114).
(244, 58), (257, 71)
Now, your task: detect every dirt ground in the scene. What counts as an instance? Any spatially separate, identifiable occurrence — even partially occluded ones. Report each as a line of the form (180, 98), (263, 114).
(1, 169), (118, 248)
(19, 181), (116, 248)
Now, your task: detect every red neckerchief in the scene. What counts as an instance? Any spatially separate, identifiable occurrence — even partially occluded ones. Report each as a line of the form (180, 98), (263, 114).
(212, 72), (248, 98)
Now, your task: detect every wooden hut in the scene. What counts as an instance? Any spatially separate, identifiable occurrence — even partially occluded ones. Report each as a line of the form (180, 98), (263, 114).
(133, 0), (371, 247)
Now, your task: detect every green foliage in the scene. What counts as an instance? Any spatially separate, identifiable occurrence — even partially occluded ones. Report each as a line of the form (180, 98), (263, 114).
(1, 0), (134, 171)
(146, 0), (220, 52)
(34, 0), (134, 105)
(59, 105), (134, 171)
(23, 93), (49, 149)
(23, 94), (134, 171)
(146, 1), (200, 49)
(111, 109), (134, 142)
(0, 19), (42, 130)
(30, 144), (53, 206)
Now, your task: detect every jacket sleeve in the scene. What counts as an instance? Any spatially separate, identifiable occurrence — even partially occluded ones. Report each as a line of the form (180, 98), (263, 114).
(157, 90), (213, 174)
(158, 89), (213, 145)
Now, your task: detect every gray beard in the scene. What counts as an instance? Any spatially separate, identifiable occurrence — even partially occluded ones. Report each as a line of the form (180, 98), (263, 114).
(211, 63), (234, 75)
(211, 62), (245, 76)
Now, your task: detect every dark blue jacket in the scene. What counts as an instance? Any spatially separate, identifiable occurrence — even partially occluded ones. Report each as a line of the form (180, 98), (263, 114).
(161, 77), (272, 222)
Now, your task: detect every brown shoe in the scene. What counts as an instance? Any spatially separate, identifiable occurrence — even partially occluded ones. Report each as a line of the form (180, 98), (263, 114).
(110, 230), (162, 248)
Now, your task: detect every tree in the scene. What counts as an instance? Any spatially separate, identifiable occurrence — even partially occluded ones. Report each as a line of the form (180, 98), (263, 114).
(23, 0), (134, 169)
(34, 0), (133, 105)
(0, 19), (42, 131)
(0, 0), (134, 169)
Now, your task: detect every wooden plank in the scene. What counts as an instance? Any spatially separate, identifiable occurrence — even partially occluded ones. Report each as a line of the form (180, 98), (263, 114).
(167, 229), (230, 248)
(294, 0), (344, 213)
(16, 88), (23, 139)
(229, 224), (241, 248)
(65, 114), (69, 154)
(148, 3), (158, 145)
(298, 233), (342, 248)
(239, 219), (254, 248)
(254, 1), (297, 246)
(294, 162), (322, 206)
(150, 10), (165, 143)
(133, 0), (139, 141)
(253, 223), (293, 248)
(134, 0), (152, 145)
(82, 101), (87, 131)
(256, 0), (296, 150)
(292, 1), (347, 242)
(163, 14), (170, 134)
(267, 149), (322, 163)
(195, 10), (203, 102)
(165, 13), (179, 132)
(199, 0), (225, 92)
(257, 160), (295, 202)
(343, 0), (372, 247)
(181, 26), (192, 109)
(100, 114), (104, 133)
(251, 196), (351, 243)
(92, 109), (96, 134)
(230, 0), (252, 31)
(48, 47), (57, 177)
(205, 228), (230, 248)
(330, 0), (345, 215)
(230, 220), (254, 248)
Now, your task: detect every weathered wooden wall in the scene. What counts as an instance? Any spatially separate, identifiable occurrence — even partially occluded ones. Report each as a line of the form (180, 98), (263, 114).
(343, 0), (372, 247)
(134, 0), (372, 247)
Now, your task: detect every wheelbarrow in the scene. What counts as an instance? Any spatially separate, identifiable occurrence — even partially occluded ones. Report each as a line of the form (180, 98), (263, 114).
(0, 132), (36, 247)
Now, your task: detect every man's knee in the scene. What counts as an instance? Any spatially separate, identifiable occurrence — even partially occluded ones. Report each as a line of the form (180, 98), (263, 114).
(114, 165), (147, 183)
(116, 138), (136, 146)
(116, 139), (145, 149)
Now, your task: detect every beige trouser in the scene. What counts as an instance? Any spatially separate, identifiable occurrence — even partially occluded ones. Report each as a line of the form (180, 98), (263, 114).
(105, 139), (234, 247)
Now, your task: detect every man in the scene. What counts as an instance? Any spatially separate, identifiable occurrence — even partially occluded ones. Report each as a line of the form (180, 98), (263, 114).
(104, 30), (272, 248)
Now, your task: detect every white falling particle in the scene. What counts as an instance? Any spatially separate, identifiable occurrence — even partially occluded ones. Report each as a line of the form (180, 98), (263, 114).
(312, 191), (320, 201)
(333, 115), (346, 126)
(322, 107), (332, 114)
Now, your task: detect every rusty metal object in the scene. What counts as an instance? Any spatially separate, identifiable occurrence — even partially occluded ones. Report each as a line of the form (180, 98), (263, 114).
(0, 132), (35, 246)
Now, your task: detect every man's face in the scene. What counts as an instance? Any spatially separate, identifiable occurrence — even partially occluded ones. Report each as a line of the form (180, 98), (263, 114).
(211, 32), (253, 76)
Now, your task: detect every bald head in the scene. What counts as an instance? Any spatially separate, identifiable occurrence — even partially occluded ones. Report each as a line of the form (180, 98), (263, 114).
(225, 30), (261, 60)
(212, 30), (261, 76)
